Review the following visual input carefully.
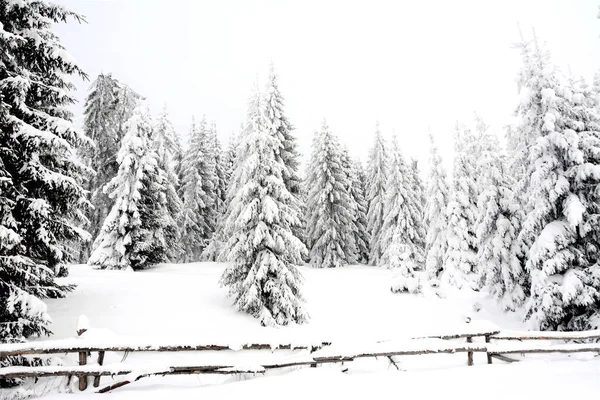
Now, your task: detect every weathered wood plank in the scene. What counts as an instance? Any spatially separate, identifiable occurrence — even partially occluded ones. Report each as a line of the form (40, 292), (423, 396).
(0, 342), (331, 358)
(491, 330), (600, 341)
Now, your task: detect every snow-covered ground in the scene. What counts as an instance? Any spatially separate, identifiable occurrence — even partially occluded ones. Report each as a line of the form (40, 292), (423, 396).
(10, 263), (600, 399)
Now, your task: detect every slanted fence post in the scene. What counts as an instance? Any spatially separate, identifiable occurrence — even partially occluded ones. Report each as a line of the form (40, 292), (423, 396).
(466, 336), (473, 366)
(485, 335), (492, 364)
(77, 326), (88, 391)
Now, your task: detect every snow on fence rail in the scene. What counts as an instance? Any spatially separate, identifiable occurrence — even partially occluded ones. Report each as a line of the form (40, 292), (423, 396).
(1, 322), (599, 394)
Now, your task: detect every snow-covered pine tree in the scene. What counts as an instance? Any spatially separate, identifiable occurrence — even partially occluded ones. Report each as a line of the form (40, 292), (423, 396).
(0, 0), (90, 386)
(476, 146), (525, 311)
(305, 121), (357, 268)
(510, 37), (563, 269)
(178, 117), (216, 261)
(209, 123), (227, 215)
(203, 127), (244, 262)
(442, 123), (479, 289)
(153, 105), (183, 260)
(200, 123), (229, 262)
(81, 74), (120, 257)
(263, 64), (305, 251)
(379, 136), (425, 293)
(264, 63), (302, 197)
(408, 158), (427, 252)
(81, 74), (142, 262)
(349, 158), (370, 264)
(521, 71), (600, 330)
(410, 159), (427, 213)
(424, 133), (450, 280)
(89, 104), (173, 270)
(224, 131), (240, 187)
(220, 84), (307, 326)
(366, 123), (388, 266)
(339, 146), (360, 264)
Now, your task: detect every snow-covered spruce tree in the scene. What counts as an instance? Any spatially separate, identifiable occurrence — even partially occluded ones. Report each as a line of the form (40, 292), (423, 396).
(201, 123), (229, 261)
(379, 136), (425, 293)
(521, 74), (600, 330)
(339, 146), (360, 264)
(424, 133), (450, 280)
(510, 37), (563, 267)
(81, 74), (141, 262)
(153, 105), (183, 260)
(0, 0), (90, 387)
(220, 84), (307, 326)
(203, 128), (243, 262)
(476, 147), (525, 311)
(209, 123), (227, 215)
(442, 123), (479, 289)
(305, 121), (357, 268)
(224, 131), (240, 187)
(263, 63), (305, 251)
(178, 118), (216, 262)
(349, 158), (370, 264)
(408, 158), (427, 252)
(410, 159), (427, 215)
(89, 105), (174, 270)
(366, 123), (388, 265)
(81, 74), (120, 257)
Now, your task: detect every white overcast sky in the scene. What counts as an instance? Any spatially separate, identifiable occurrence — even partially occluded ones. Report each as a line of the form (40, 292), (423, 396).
(53, 0), (600, 175)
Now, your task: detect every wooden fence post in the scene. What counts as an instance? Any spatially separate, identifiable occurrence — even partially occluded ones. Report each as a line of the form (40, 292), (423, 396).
(93, 351), (105, 388)
(77, 325), (88, 391)
(485, 335), (492, 364)
(466, 336), (473, 366)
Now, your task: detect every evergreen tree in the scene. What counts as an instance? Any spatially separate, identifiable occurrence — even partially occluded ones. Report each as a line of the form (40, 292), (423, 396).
(0, 1), (89, 386)
(522, 72), (600, 330)
(224, 132), (240, 187)
(380, 137), (425, 293)
(366, 123), (388, 265)
(210, 123), (227, 215)
(410, 159), (427, 215)
(305, 121), (357, 268)
(201, 123), (229, 261)
(178, 118), (216, 261)
(510, 36), (563, 271)
(442, 123), (479, 289)
(89, 105), (173, 270)
(81, 74), (120, 258)
(263, 64), (305, 247)
(81, 74), (141, 262)
(153, 106), (183, 260)
(408, 158), (427, 252)
(476, 148), (525, 311)
(349, 158), (370, 264)
(424, 133), (450, 280)
(220, 84), (307, 326)
(339, 146), (360, 264)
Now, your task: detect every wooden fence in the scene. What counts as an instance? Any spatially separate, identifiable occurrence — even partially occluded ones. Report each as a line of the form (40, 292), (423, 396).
(1, 326), (599, 394)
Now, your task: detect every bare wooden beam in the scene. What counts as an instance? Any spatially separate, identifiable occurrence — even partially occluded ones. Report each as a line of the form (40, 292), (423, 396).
(415, 331), (500, 340)
(491, 330), (600, 341)
(0, 342), (332, 358)
(489, 343), (600, 355)
(490, 354), (519, 363)
(485, 335), (492, 364)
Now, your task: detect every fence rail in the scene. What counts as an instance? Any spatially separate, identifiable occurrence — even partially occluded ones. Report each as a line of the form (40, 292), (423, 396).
(1, 323), (598, 394)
